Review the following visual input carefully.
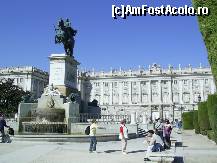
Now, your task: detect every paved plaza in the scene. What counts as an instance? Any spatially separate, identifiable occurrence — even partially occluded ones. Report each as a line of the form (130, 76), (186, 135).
(0, 137), (147, 163)
(182, 130), (217, 163)
(0, 130), (217, 163)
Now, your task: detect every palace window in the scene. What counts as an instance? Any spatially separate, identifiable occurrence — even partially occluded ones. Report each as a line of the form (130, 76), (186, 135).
(173, 80), (177, 84)
(183, 80), (187, 84)
(205, 79), (208, 84)
(194, 79), (198, 84)
(20, 78), (24, 83)
(104, 82), (108, 87)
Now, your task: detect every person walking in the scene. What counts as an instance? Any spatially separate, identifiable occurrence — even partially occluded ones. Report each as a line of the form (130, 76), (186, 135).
(0, 114), (10, 143)
(119, 119), (128, 155)
(89, 119), (98, 153)
(163, 119), (172, 149)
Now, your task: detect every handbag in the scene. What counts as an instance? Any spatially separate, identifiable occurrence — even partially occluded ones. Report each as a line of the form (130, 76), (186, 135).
(119, 133), (123, 140)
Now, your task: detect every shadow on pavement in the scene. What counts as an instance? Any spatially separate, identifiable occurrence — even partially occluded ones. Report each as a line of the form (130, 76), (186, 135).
(128, 150), (146, 154)
(104, 150), (121, 153)
(175, 142), (188, 148)
(173, 156), (184, 163)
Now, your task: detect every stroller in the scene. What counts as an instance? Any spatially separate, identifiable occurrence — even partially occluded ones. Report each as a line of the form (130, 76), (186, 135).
(1, 127), (14, 143)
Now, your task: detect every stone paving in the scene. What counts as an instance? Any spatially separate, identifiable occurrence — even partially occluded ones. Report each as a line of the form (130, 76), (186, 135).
(0, 129), (217, 163)
(0, 137), (147, 163)
(182, 130), (217, 163)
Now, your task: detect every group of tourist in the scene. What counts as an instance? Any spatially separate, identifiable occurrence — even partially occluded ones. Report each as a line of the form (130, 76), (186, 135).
(88, 117), (174, 156)
(88, 118), (129, 154)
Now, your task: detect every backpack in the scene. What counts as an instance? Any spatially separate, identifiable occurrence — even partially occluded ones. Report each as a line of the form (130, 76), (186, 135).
(85, 126), (90, 135)
(8, 127), (14, 136)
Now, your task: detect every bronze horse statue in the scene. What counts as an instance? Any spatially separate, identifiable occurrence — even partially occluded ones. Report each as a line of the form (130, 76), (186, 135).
(55, 18), (77, 57)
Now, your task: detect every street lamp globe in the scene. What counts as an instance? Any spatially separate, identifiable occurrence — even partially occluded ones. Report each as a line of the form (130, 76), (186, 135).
(198, 95), (201, 102)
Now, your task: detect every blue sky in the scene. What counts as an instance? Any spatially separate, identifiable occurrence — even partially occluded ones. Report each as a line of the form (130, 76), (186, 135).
(0, 0), (209, 72)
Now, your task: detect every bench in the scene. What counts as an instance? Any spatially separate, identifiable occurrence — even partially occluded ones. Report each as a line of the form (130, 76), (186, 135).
(144, 148), (175, 163)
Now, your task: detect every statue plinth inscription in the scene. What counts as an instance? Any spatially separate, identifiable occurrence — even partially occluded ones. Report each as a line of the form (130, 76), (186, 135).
(49, 54), (79, 96)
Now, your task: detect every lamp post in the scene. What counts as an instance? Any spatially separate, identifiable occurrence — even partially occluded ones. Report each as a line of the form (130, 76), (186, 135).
(180, 105), (184, 119)
(198, 95), (201, 103)
(172, 103), (175, 123)
(197, 95), (201, 110)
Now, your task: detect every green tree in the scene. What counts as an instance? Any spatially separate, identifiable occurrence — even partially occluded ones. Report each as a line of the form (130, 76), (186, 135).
(192, 0), (217, 83)
(0, 78), (29, 116)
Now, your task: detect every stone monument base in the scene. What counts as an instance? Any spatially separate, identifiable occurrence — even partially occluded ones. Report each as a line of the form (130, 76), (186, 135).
(54, 85), (78, 97)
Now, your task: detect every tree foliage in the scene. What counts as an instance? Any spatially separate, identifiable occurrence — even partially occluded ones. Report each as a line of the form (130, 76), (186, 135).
(192, 0), (217, 83)
(0, 78), (29, 116)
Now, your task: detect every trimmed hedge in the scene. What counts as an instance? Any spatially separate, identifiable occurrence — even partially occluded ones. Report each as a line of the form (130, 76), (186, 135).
(193, 110), (200, 134)
(207, 130), (216, 142)
(207, 94), (217, 130)
(182, 111), (194, 130)
(198, 102), (211, 135)
(207, 95), (217, 144)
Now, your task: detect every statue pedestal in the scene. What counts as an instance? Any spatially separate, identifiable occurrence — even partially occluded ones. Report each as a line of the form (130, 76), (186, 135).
(49, 54), (80, 96)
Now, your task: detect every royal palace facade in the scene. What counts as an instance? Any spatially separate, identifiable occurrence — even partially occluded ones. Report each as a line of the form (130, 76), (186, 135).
(0, 66), (49, 99)
(78, 64), (216, 122)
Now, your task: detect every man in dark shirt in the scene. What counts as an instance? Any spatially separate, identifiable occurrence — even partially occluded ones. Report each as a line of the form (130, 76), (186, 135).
(0, 114), (10, 142)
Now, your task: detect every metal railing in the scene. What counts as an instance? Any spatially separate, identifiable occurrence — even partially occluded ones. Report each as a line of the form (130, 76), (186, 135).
(77, 113), (131, 124)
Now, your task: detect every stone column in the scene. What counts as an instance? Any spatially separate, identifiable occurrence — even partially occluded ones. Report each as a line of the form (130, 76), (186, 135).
(168, 80), (173, 103)
(200, 79), (204, 101)
(109, 82), (113, 105)
(100, 82), (104, 105)
(142, 113), (147, 124)
(119, 82), (122, 105)
(211, 78), (216, 94)
(130, 112), (136, 124)
(148, 81), (152, 104)
(138, 81), (141, 104)
(179, 80), (183, 104)
(129, 81), (132, 104)
(158, 80), (162, 104)
(159, 105), (163, 119)
(90, 82), (95, 102)
(190, 79), (193, 104)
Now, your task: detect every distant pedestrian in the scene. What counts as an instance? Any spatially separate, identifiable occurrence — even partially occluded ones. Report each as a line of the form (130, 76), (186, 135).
(0, 114), (10, 143)
(14, 113), (18, 122)
(89, 119), (98, 153)
(163, 119), (172, 149)
(119, 119), (128, 155)
(177, 120), (182, 134)
(154, 118), (164, 140)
